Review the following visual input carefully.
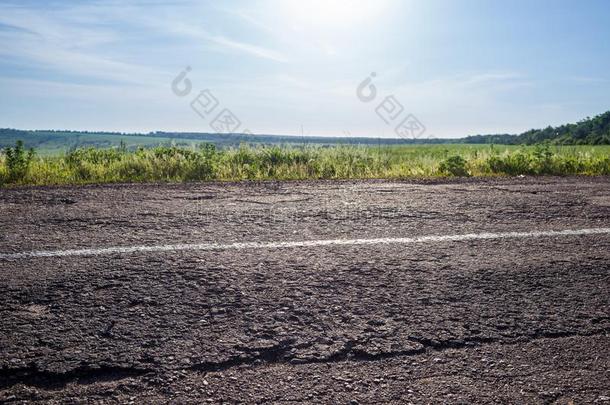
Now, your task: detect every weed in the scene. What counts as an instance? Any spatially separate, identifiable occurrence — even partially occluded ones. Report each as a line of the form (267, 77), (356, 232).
(1, 142), (608, 186)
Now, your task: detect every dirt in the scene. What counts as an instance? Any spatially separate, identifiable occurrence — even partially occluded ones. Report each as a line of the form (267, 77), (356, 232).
(0, 176), (609, 403)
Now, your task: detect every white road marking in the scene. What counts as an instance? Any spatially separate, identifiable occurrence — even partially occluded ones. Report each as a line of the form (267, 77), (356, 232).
(1, 228), (610, 260)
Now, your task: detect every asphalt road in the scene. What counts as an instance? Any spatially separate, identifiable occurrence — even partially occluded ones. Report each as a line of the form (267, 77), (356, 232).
(1, 177), (609, 404)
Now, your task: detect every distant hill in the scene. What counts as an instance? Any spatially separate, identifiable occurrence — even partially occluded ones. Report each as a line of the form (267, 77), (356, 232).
(463, 110), (610, 145)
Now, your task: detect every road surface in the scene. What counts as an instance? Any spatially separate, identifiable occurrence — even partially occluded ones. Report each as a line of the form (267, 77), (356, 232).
(1, 177), (609, 403)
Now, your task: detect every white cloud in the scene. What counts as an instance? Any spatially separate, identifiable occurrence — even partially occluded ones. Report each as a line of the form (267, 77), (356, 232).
(205, 35), (288, 63)
(0, 2), (168, 86)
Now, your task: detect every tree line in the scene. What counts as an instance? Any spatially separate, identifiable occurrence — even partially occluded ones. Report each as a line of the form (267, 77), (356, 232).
(464, 110), (610, 145)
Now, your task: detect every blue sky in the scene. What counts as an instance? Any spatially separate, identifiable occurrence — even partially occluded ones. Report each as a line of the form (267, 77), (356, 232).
(0, 0), (609, 137)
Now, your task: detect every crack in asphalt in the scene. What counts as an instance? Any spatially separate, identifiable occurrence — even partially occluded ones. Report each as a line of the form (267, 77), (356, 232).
(4, 329), (608, 390)
(0, 364), (151, 390)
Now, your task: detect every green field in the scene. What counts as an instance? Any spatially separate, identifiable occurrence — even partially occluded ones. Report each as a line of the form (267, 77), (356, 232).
(0, 129), (448, 155)
(0, 131), (200, 156)
(1, 142), (609, 187)
(3, 110), (609, 154)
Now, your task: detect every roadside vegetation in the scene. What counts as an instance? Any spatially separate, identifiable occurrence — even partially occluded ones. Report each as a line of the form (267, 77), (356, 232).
(1, 142), (609, 187)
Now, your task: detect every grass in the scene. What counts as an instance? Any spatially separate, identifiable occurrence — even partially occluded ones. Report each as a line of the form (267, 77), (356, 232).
(1, 143), (609, 187)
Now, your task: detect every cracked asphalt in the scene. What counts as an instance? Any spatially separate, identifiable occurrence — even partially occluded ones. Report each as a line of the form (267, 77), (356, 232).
(1, 176), (609, 404)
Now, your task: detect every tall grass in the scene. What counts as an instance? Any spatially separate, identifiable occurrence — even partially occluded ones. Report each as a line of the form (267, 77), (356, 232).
(0, 143), (609, 186)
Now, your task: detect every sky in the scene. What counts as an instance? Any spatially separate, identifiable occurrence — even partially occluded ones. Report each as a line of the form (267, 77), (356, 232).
(0, 0), (609, 138)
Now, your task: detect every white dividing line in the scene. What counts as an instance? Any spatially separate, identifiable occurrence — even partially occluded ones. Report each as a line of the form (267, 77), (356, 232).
(1, 228), (610, 261)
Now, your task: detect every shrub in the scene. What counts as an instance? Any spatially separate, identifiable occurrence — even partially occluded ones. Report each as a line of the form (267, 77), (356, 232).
(532, 145), (554, 173)
(184, 155), (216, 180)
(199, 143), (217, 159)
(4, 140), (35, 182)
(486, 152), (533, 175)
(439, 155), (469, 176)
(66, 147), (123, 166)
(66, 148), (123, 181)
(117, 158), (150, 181)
